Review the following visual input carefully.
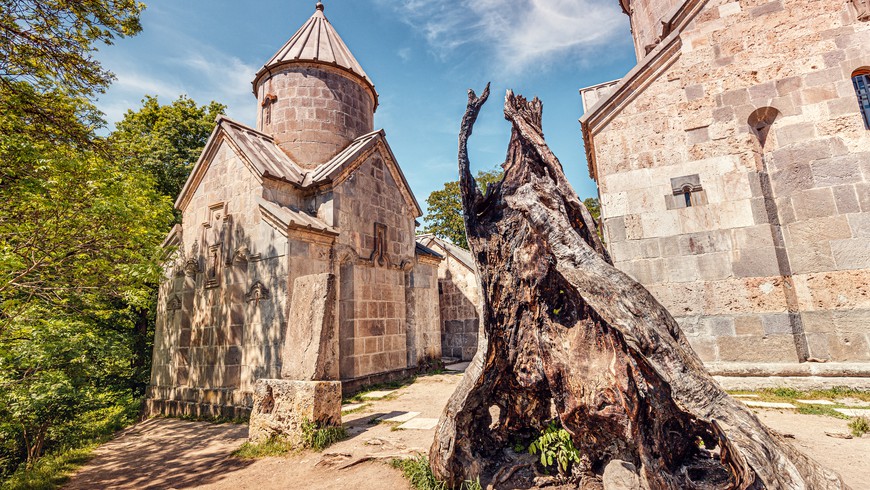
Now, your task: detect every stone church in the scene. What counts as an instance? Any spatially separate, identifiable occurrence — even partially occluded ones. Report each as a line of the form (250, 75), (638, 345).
(581, 0), (870, 386)
(147, 3), (445, 417)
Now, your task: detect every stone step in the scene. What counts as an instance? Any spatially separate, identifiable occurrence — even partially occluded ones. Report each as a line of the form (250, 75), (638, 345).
(361, 390), (397, 400)
(834, 408), (870, 417)
(795, 399), (836, 406)
(741, 400), (796, 409)
(341, 403), (366, 412)
(397, 418), (439, 430)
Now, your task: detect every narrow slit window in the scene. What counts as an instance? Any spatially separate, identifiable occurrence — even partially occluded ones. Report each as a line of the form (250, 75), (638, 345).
(683, 186), (693, 207)
(852, 68), (870, 129)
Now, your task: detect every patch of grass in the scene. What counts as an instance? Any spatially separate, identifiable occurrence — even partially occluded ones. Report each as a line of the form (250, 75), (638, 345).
(232, 421), (347, 459)
(849, 416), (869, 437)
(301, 421), (347, 452)
(340, 403), (370, 415)
(796, 405), (849, 419)
(232, 437), (296, 459)
(389, 455), (481, 490)
(1, 444), (96, 490)
(728, 387), (870, 420)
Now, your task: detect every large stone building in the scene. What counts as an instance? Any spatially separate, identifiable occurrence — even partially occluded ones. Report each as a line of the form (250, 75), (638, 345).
(580, 0), (870, 383)
(417, 235), (483, 361)
(147, 3), (444, 417)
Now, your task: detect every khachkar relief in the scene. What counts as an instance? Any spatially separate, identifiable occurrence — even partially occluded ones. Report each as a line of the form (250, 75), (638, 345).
(202, 202), (232, 289)
(166, 294), (182, 311)
(246, 281), (270, 303)
(370, 222), (389, 267)
(855, 0), (870, 21)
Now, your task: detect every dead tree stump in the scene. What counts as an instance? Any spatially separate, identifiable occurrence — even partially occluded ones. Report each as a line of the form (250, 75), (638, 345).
(428, 84), (850, 490)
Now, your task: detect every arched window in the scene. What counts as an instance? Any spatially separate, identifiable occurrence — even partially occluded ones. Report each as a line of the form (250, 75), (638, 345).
(852, 68), (870, 130)
(682, 185), (693, 207)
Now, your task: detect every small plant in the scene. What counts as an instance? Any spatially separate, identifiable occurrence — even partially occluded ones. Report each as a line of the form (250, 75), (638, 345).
(389, 455), (481, 490)
(390, 455), (446, 490)
(232, 437), (295, 459)
(528, 420), (581, 475)
(849, 416), (870, 437)
(300, 420), (347, 451)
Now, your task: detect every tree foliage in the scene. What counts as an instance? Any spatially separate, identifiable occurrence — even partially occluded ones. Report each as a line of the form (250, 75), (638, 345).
(0, 0), (145, 147)
(423, 169), (502, 249)
(111, 95), (225, 200)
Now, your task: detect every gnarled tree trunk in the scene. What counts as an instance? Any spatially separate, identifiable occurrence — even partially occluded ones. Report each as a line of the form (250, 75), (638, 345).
(428, 85), (849, 490)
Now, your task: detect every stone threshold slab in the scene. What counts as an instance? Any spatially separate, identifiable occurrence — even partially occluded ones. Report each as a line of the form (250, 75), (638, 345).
(341, 403), (367, 412)
(741, 400), (796, 409)
(834, 408), (870, 417)
(397, 418), (439, 430)
(795, 399), (836, 406)
(361, 390), (397, 400)
(383, 411), (420, 423)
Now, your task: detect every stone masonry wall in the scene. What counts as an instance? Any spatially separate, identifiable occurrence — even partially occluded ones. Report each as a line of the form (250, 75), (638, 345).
(256, 63), (375, 168)
(150, 139), (290, 416)
(333, 148), (419, 379)
(437, 253), (481, 361)
(588, 0), (870, 364)
(406, 259), (443, 367)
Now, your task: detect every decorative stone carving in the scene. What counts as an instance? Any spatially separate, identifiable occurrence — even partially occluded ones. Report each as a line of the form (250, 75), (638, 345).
(370, 222), (389, 267)
(166, 295), (182, 311)
(204, 244), (221, 289)
(183, 258), (200, 276)
(854, 0), (870, 21)
(246, 281), (271, 303)
(231, 245), (261, 266)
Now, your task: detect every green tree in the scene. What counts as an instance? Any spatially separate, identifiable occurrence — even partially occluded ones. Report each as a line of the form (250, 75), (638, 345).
(111, 95), (225, 200)
(0, 0), (145, 147)
(423, 168), (502, 249)
(583, 197), (600, 222)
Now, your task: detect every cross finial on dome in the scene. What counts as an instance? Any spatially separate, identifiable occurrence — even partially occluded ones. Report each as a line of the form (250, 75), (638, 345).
(316, 1), (324, 11)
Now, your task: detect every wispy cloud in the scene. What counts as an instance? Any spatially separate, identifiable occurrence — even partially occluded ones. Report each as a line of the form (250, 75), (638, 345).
(97, 36), (259, 129)
(380, 0), (627, 74)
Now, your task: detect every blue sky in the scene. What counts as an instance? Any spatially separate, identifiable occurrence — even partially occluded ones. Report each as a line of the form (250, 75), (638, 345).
(94, 0), (637, 209)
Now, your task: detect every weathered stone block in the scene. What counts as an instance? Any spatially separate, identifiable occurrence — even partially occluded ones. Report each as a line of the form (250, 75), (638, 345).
(248, 379), (341, 444)
(831, 239), (870, 270)
(281, 273), (338, 381)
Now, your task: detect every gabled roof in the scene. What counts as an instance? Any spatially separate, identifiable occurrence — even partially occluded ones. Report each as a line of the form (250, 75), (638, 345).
(415, 241), (444, 260)
(175, 115), (305, 211)
(417, 234), (476, 272)
(253, 3), (377, 109)
(306, 129), (423, 217)
(257, 196), (337, 236)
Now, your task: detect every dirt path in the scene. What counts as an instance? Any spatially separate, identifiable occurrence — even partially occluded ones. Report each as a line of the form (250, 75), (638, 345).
(65, 370), (868, 489)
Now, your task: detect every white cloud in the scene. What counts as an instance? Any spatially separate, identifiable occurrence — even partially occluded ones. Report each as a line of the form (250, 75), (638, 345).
(381, 0), (627, 74)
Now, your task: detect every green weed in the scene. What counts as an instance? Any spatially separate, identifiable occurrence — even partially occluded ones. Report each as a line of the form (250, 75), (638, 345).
(389, 455), (480, 490)
(528, 420), (581, 475)
(849, 416), (869, 437)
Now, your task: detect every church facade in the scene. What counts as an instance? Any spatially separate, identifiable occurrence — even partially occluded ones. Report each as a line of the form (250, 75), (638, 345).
(581, 0), (870, 380)
(147, 3), (443, 417)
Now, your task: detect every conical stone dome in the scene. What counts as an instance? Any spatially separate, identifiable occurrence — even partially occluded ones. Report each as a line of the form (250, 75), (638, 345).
(253, 2), (378, 168)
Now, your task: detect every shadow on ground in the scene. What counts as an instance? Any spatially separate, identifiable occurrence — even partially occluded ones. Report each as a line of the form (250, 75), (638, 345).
(64, 418), (251, 489)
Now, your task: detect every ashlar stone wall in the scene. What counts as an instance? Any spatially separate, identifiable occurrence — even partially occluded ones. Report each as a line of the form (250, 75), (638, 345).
(585, 0), (870, 365)
(331, 147), (426, 379)
(150, 139), (291, 417)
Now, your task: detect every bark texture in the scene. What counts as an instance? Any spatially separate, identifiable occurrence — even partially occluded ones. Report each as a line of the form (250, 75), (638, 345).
(428, 85), (850, 490)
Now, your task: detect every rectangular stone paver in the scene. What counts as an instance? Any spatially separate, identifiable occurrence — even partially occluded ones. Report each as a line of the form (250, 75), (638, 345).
(742, 400), (796, 409)
(732, 394), (760, 398)
(795, 399), (836, 406)
(446, 362), (470, 372)
(383, 411), (420, 423)
(397, 417), (439, 430)
(361, 390), (397, 400)
(341, 403), (366, 412)
(834, 408), (870, 417)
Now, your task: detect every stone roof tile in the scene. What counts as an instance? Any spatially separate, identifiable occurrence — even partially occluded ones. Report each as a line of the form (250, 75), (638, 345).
(254, 3), (376, 107)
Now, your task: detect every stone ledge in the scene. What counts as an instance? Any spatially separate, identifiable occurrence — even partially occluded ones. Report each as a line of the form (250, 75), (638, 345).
(145, 398), (251, 420)
(714, 376), (870, 391)
(706, 361), (870, 378)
